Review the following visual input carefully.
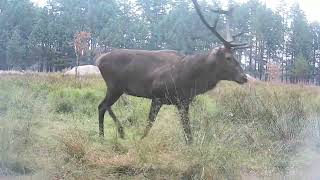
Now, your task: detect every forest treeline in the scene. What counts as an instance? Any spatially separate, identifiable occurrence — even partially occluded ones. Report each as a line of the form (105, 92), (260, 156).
(0, 0), (320, 83)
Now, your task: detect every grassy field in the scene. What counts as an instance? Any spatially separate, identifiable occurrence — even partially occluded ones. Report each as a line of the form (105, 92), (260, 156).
(1, 74), (320, 179)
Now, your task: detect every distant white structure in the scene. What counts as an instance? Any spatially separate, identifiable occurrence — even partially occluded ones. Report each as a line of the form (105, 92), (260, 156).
(64, 65), (101, 76)
(0, 70), (24, 75)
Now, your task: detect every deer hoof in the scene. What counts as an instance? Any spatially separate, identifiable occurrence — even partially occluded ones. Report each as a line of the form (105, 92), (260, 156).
(118, 127), (125, 139)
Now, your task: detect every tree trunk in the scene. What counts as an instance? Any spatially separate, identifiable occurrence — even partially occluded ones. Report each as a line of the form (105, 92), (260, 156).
(254, 38), (258, 78)
(75, 54), (79, 78)
(259, 40), (264, 80)
(249, 44), (253, 74)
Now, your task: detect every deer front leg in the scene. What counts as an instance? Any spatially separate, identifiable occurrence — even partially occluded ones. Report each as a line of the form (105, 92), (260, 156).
(177, 102), (193, 144)
(141, 99), (162, 139)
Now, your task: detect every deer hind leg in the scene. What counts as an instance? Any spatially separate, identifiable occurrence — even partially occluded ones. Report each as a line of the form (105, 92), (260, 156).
(98, 89), (124, 138)
(141, 99), (162, 139)
(177, 102), (193, 144)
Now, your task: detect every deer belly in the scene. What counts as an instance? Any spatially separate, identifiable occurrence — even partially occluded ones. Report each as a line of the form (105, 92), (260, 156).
(123, 81), (153, 98)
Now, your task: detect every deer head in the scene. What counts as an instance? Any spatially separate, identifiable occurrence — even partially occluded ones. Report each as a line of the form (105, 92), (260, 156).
(191, 0), (249, 84)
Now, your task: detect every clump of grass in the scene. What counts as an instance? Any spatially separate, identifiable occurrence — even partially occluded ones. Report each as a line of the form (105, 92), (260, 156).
(48, 87), (103, 116)
(0, 76), (43, 176)
(211, 83), (317, 174)
(59, 130), (88, 161)
(217, 85), (308, 143)
(56, 100), (74, 114)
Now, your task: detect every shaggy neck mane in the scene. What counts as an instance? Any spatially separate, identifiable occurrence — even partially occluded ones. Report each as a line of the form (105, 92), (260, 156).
(170, 52), (210, 83)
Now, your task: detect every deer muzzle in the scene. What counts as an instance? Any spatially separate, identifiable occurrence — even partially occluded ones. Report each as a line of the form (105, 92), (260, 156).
(236, 74), (248, 84)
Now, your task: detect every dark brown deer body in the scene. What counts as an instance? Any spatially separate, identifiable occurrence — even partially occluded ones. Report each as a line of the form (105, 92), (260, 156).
(97, 47), (247, 143)
(97, 0), (249, 144)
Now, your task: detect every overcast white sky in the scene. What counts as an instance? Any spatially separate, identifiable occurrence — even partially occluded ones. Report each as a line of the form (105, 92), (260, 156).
(31, 0), (320, 22)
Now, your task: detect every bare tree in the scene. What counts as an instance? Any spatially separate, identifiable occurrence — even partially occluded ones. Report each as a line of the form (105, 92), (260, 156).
(74, 31), (91, 78)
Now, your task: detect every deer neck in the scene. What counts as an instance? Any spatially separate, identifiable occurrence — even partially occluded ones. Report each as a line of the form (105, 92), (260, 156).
(172, 53), (219, 90)
(173, 53), (207, 78)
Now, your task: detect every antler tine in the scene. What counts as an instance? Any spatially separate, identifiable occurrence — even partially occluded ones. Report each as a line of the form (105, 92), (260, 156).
(230, 32), (249, 48)
(191, 0), (230, 47)
(232, 44), (251, 50)
(213, 16), (219, 28)
(211, 9), (230, 15)
(230, 43), (249, 48)
(232, 32), (245, 40)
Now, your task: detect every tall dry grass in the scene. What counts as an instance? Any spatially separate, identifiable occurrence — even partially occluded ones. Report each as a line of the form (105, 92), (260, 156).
(1, 74), (320, 179)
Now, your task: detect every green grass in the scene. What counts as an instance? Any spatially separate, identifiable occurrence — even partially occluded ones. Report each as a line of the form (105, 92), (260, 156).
(1, 74), (320, 179)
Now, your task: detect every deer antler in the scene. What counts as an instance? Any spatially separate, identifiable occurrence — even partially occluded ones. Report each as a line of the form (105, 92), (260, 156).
(191, 0), (248, 49)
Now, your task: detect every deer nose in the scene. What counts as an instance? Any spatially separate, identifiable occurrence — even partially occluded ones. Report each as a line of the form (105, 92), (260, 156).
(237, 74), (247, 84)
(242, 74), (248, 83)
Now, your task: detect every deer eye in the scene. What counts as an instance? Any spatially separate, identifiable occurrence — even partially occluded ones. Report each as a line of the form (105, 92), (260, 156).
(226, 57), (232, 61)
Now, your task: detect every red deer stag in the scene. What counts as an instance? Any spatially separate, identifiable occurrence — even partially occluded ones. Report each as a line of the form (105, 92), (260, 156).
(96, 0), (248, 144)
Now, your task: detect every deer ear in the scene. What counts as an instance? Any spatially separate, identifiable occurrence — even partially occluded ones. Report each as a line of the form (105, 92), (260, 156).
(215, 49), (225, 60)
(216, 50), (224, 57)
